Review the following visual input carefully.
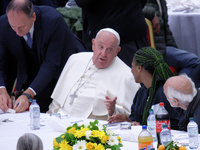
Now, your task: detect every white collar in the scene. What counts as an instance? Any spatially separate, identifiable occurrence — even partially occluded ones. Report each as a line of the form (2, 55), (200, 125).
(23, 22), (34, 40)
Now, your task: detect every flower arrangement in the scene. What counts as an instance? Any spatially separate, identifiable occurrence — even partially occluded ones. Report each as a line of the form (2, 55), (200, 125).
(158, 141), (187, 150)
(53, 120), (123, 150)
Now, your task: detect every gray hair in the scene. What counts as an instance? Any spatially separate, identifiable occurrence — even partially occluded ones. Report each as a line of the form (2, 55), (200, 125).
(95, 28), (120, 45)
(6, 0), (34, 18)
(16, 133), (43, 150)
(167, 74), (197, 103)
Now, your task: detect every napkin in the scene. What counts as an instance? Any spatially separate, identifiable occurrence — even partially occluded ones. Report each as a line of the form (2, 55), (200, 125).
(0, 108), (16, 114)
(47, 115), (68, 133)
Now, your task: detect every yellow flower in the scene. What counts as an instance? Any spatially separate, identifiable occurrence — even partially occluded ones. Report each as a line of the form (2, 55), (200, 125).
(86, 142), (94, 150)
(74, 127), (89, 138)
(53, 120), (122, 150)
(91, 130), (106, 139)
(117, 136), (122, 143)
(101, 135), (109, 144)
(61, 135), (65, 139)
(67, 127), (76, 135)
(59, 139), (69, 150)
(93, 143), (105, 150)
(53, 138), (59, 148)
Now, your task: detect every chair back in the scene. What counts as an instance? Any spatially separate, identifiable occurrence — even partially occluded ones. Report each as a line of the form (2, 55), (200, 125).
(145, 18), (156, 49)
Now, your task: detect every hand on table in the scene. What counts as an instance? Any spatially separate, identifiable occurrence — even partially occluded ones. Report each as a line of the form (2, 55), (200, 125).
(131, 121), (140, 126)
(0, 88), (12, 112)
(14, 95), (30, 113)
(107, 114), (131, 123)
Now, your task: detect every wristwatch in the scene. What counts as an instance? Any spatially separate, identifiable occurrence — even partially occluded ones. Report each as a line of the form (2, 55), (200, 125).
(22, 93), (33, 102)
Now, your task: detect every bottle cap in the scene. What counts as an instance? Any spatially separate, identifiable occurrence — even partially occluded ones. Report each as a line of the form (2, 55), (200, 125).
(142, 125), (147, 130)
(159, 102), (164, 106)
(189, 117), (194, 121)
(149, 109), (154, 115)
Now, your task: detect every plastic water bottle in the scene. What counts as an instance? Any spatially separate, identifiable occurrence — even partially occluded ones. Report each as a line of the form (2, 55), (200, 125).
(147, 109), (157, 142)
(155, 102), (170, 146)
(160, 124), (172, 146)
(187, 117), (199, 149)
(138, 125), (153, 150)
(29, 99), (40, 130)
(65, 0), (78, 8)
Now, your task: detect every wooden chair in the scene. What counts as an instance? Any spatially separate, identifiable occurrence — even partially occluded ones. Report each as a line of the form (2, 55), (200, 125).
(145, 18), (177, 74)
(145, 18), (156, 49)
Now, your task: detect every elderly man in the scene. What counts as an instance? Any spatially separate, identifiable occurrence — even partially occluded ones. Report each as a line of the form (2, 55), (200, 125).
(0, 0), (85, 113)
(48, 28), (140, 120)
(164, 74), (200, 132)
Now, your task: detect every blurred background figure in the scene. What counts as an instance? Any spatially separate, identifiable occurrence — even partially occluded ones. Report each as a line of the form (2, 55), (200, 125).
(74, 0), (149, 67)
(16, 133), (43, 150)
(142, 0), (200, 88)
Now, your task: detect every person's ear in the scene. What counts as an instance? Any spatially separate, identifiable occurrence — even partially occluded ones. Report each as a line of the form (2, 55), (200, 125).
(92, 38), (95, 52)
(137, 65), (142, 72)
(117, 46), (121, 53)
(32, 12), (36, 22)
(173, 98), (179, 106)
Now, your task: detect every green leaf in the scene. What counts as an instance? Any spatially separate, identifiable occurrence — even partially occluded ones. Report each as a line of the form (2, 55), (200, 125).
(111, 145), (121, 150)
(56, 136), (64, 143)
(165, 141), (173, 147)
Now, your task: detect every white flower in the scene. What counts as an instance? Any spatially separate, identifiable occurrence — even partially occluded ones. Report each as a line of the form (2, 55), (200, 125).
(85, 130), (92, 140)
(72, 140), (87, 150)
(84, 122), (90, 127)
(106, 149), (112, 150)
(107, 136), (119, 146)
(97, 124), (103, 130)
(106, 130), (114, 136)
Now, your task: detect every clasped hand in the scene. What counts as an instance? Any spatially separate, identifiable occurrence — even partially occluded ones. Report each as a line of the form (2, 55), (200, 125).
(0, 89), (29, 113)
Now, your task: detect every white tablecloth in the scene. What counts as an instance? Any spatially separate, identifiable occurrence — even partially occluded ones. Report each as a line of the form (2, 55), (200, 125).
(168, 11), (200, 58)
(0, 112), (192, 150)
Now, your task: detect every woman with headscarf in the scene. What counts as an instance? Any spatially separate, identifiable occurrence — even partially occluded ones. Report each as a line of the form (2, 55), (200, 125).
(107, 47), (182, 129)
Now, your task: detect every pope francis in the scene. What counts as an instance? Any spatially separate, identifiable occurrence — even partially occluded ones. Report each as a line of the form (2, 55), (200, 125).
(47, 28), (140, 120)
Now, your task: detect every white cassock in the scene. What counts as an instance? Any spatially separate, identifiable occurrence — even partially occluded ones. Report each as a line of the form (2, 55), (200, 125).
(48, 52), (140, 119)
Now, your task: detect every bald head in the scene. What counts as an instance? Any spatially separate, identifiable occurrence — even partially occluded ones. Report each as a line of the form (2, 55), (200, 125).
(165, 75), (193, 95)
(6, 0), (34, 18)
(164, 74), (197, 104)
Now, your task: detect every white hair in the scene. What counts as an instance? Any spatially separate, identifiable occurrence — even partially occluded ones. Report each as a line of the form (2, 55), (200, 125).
(96, 28), (120, 45)
(167, 74), (197, 103)
(16, 133), (43, 150)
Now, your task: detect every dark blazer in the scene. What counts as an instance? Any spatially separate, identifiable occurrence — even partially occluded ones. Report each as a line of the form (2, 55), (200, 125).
(75, 0), (148, 50)
(0, 6), (85, 112)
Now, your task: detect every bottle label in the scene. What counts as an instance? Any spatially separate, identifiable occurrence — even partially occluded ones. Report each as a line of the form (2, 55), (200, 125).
(156, 120), (170, 133)
(138, 141), (153, 150)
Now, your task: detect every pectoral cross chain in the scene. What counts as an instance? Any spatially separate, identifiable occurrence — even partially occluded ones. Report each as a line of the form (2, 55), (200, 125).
(69, 91), (78, 105)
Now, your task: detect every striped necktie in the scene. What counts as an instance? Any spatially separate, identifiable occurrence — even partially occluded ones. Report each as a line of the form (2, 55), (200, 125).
(26, 32), (32, 48)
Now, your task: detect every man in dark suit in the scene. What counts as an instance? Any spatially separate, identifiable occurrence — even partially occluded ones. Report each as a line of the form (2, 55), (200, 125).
(0, 0), (85, 113)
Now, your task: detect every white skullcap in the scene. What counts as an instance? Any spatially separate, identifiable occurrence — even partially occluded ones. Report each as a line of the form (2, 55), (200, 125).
(96, 28), (120, 45)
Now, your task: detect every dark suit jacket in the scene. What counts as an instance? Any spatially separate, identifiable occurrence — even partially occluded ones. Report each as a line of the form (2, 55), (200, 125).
(75, 0), (148, 50)
(0, 6), (85, 112)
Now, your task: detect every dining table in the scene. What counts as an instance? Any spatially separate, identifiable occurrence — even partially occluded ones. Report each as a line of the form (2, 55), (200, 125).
(0, 111), (195, 150)
(167, 1), (200, 58)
